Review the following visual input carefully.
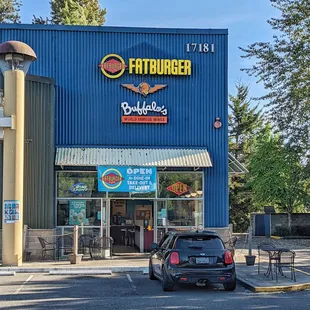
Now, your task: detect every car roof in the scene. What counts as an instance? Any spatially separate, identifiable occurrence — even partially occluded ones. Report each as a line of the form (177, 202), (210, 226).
(166, 230), (220, 238)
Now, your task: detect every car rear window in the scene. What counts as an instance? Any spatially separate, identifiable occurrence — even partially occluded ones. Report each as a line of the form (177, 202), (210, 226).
(175, 236), (224, 249)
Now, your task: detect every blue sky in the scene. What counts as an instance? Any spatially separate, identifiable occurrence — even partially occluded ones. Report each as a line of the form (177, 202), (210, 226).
(20, 0), (279, 101)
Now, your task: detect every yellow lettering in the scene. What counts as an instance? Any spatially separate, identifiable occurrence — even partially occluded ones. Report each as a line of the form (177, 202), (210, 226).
(184, 60), (191, 75)
(143, 59), (150, 74)
(171, 60), (178, 75)
(129, 58), (135, 74)
(164, 60), (171, 75)
(149, 59), (156, 74)
(157, 59), (164, 75)
(178, 60), (184, 75)
(135, 59), (143, 74)
(128, 58), (191, 76)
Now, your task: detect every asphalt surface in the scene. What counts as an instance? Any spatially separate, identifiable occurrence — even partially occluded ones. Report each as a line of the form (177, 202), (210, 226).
(1, 273), (310, 309)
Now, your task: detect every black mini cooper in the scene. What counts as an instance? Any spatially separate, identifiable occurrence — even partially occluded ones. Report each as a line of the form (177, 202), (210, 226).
(149, 230), (236, 291)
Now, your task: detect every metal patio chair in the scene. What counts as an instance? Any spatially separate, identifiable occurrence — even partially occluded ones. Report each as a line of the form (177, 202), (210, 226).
(79, 234), (95, 258)
(90, 236), (114, 260)
(275, 250), (296, 282)
(257, 242), (276, 274)
(56, 235), (74, 260)
(37, 237), (56, 261)
(223, 236), (238, 257)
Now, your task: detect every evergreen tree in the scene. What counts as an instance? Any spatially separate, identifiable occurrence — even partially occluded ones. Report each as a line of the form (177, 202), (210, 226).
(229, 83), (263, 232)
(0, 0), (21, 23)
(48, 0), (106, 25)
(249, 128), (310, 233)
(240, 0), (310, 153)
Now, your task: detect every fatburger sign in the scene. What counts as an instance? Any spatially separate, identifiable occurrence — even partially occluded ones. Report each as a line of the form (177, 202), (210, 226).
(98, 54), (192, 79)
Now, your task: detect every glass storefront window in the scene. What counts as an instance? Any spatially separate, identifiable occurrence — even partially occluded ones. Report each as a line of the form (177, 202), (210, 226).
(57, 171), (101, 198)
(166, 200), (203, 227)
(57, 199), (102, 226)
(158, 172), (203, 198)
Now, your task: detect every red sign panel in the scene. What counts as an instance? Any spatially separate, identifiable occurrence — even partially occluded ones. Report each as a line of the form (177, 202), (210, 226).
(122, 116), (167, 124)
(166, 182), (190, 196)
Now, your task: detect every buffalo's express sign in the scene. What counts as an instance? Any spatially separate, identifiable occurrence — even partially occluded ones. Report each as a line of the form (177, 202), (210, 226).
(98, 54), (191, 79)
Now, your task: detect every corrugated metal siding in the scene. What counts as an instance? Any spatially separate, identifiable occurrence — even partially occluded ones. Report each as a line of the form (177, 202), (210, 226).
(0, 74), (3, 229)
(55, 147), (212, 167)
(24, 75), (55, 229)
(0, 24), (228, 227)
(0, 141), (3, 229)
(0, 74), (55, 229)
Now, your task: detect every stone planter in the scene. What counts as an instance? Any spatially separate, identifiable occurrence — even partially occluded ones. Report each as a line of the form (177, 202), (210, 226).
(68, 254), (83, 264)
(245, 255), (256, 266)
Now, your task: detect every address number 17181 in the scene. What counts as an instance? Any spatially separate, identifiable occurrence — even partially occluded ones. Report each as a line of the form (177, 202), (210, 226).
(186, 43), (215, 53)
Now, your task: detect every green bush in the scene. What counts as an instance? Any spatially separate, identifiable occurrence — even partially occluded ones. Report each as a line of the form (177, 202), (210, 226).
(291, 226), (310, 236)
(274, 227), (290, 236)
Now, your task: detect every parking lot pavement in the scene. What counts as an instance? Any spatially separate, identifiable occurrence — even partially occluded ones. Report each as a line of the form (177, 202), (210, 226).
(1, 273), (310, 310)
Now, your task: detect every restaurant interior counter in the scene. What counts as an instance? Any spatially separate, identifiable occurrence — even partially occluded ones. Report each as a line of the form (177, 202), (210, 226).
(110, 225), (135, 245)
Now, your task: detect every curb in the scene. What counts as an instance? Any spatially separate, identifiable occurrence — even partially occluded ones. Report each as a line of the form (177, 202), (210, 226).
(49, 269), (112, 275)
(237, 275), (310, 293)
(0, 271), (16, 276)
(0, 266), (148, 274)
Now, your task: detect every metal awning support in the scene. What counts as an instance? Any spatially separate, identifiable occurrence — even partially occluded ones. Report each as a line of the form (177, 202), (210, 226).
(228, 153), (248, 174)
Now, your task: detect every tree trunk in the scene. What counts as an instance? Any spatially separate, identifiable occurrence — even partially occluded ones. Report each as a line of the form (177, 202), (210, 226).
(288, 212), (292, 235)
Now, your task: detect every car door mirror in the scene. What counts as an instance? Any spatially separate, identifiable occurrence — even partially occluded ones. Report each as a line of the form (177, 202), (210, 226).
(150, 243), (158, 250)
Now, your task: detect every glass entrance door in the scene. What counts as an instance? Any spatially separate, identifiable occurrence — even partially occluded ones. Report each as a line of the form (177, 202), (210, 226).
(101, 199), (110, 237)
(154, 200), (168, 244)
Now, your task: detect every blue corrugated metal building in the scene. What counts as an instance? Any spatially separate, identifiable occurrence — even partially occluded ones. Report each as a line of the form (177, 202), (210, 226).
(0, 24), (233, 250)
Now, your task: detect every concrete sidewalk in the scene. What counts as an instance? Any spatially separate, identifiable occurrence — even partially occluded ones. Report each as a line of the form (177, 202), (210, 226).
(234, 249), (310, 292)
(0, 258), (149, 274)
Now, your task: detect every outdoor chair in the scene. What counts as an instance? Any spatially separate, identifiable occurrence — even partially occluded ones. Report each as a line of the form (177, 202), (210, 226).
(274, 250), (296, 282)
(90, 236), (114, 260)
(37, 237), (56, 261)
(223, 236), (238, 257)
(56, 235), (73, 260)
(79, 234), (95, 258)
(257, 242), (276, 274)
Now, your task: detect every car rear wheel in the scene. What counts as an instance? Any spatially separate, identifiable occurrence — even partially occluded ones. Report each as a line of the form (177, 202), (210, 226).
(223, 280), (236, 291)
(161, 267), (175, 291)
(149, 259), (157, 280)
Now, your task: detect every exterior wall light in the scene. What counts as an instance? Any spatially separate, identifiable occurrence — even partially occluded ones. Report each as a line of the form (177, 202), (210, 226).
(0, 41), (36, 75)
(214, 117), (222, 129)
(0, 40), (36, 266)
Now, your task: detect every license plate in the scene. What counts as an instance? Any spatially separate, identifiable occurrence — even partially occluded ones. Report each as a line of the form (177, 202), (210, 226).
(196, 257), (209, 264)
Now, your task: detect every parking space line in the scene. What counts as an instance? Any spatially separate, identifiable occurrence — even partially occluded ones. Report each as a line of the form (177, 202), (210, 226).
(14, 275), (33, 295)
(126, 274), (137, 290)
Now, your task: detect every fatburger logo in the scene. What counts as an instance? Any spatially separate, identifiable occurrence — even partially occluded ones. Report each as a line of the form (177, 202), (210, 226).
(99, 168), (124, 190)
(98, 54), (191, 79)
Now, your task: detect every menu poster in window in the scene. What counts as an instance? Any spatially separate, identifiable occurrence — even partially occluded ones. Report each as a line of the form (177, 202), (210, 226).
(4, 200), (20, 224)
(69, 200), (87, 225)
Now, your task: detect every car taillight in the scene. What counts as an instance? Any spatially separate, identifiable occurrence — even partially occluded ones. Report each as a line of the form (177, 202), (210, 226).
(170, 252), (180, 265)
(224, 251), (233, 265)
